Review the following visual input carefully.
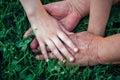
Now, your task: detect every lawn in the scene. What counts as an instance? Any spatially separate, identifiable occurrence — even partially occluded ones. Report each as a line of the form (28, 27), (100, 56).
(0, 0), (120, 80)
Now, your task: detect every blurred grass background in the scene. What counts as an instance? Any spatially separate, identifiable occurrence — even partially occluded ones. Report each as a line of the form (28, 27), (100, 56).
(0, 0), (120, 80)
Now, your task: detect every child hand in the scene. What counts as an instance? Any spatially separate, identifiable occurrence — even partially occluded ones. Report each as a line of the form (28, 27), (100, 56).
(29, 15), (78, 62)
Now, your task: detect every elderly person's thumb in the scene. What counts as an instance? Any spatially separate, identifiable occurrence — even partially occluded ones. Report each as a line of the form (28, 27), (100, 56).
(44, 1), (69, 20)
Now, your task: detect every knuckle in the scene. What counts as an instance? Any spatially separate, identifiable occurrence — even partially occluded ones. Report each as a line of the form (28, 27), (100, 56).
(50, 36), (57, 42)
(61, 34), (68, 40)
(60, 47), (67, 53)
(49, 32), (56, 36)
(66, 40), (72, 45)
(58, 43), (64, 48)
(50, 46), (56, 51)
(52, 49), (58, 55)
(47, 42), (56, 50)
(64, 36), (69, 41)
(57, 30), (63, 35)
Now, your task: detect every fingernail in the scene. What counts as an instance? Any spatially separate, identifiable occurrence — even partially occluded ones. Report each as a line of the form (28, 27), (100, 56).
(62, 59), (66, 63)
(74, 48), (78, 52)
(63, 59), (66, 63)
(23, 35), (27, 38)
(70, 57), (74, 62)
(35, 55), (39, 60)
(46, 59), (49, 62)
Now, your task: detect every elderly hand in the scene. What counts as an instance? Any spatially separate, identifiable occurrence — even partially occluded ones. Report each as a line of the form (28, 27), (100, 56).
(33, 31), (120, 66)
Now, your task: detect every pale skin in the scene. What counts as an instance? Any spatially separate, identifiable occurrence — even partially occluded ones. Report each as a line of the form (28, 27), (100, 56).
(20, 0), (79, 62)
(23, 0), (120, 65)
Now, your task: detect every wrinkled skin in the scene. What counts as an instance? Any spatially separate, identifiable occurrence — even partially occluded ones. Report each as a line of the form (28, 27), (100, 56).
(36, 31), (104, 66)
(44, 0), (89, 31)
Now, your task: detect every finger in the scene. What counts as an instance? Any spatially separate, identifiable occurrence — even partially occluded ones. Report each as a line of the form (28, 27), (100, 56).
(36, 53), (66, 63)
(32, 47), (51, 54)
(57, 31), (78, 52)
(32, 46), (51, 54)
(35, 53), (79, 66)
(45, 39), (65, 62)
(51, 36), (74, 62)
(36, 53), (57, 60)
(32, 49), (39, 54)
(23, 28), (32, 38)
(60, 26), (74, 35)
(38, 41), (49, 62)
(30, 38), (38, 49)
(66, 46), (75, 56)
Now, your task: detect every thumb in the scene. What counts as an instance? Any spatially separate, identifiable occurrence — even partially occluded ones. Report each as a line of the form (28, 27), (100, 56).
(60, 25), (74, 35)
(44, 1), (68, 20)
(23, 28), (33, 38)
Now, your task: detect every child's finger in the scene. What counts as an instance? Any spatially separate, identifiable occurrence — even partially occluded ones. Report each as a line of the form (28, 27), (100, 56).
(51, 36), (74, 62)
(38, 41), (49, 62)
(45, 39), (64, 62)
(23, 28), (33, 38)
(60, 26), (74, 35)
(57, 31), (78, 53)
(32, 46), (51, 54)
(36, 53), (57, 60)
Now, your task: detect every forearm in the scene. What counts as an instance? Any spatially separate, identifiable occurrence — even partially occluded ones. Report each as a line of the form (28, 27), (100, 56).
(98, 34), (120, 64)
(20, 0), (51, 24)
(88, 0), (113, 36)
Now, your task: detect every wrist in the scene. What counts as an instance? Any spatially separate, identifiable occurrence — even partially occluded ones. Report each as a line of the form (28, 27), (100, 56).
(26, 7), (54, 28)
(95, 37), (107, 65)
(98, 34), (120, 64)
(20, 0), (51, 24)
(28, 12), (51, 24)
(88, 35), (105, 65)
(97, 36), (113, 65)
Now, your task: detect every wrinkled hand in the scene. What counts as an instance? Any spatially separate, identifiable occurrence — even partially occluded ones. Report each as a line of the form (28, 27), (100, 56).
(35, 31), (104, 66)
(44, 0), (89, 31)
(24, 0), (90, 53)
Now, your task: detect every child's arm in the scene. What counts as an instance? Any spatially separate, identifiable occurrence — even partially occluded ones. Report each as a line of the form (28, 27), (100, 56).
(88, 0), (113, 36)
(20, 0), (78, 62)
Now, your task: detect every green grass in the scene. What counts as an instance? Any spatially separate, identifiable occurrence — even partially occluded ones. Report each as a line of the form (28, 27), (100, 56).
(0, 0), (120, 80)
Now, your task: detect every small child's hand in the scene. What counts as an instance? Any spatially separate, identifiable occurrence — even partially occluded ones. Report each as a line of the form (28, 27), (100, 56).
(20, 0), (78, 62)
(24, 16), (78, 62)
